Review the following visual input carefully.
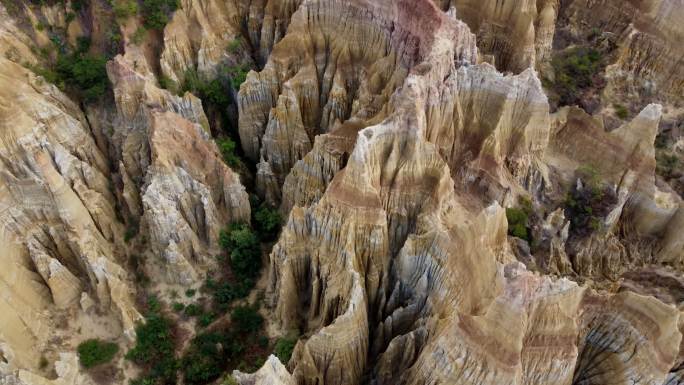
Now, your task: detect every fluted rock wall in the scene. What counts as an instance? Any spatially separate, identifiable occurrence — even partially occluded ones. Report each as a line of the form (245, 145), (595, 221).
(434, 0), (560, 73)
(247, 1), (684, 384)
(237, 0), (478, 205)
(107, 53), (250, 285)
(0, 0), (683, 384)
(160, 0), (303, 83)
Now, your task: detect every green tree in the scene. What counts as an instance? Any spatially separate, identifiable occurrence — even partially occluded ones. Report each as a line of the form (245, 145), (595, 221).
(254, 204), (282, 240)
(219, 223), (261, 279)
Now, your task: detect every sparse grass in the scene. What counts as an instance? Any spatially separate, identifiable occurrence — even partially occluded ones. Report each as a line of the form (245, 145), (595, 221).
(132, 26), (147, 45)
(657, 152), (680, 179)
(614, 103), (629, 120)
(227, 38), (240, 53)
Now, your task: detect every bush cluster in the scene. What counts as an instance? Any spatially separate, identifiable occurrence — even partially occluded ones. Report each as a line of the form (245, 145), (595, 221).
(179, 306), (265, 384)
(506, 197), (533, 242)
(77, 339), (119, 368)
(127, 298), (178, 385)
(113, 0), (138, 19)
(547, 47), (603, 106)
(564, 165), (616, 237)
(141, 0), (179, 30)
(274, 335), (298, 364)
(47, 37), (109, 102)
(216, 137), (241, 168)
(254, 203), (282, 241)
(219, 223), (262, 279)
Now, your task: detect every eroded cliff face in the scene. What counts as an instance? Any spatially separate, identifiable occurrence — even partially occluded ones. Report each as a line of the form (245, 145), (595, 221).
(239, 0), (684, 384)
(0, 44), (138, 382)
(0, 0), (683, 384)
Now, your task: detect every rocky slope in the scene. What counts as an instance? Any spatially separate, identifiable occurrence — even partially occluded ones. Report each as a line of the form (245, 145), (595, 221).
(0, 0), (682, 385)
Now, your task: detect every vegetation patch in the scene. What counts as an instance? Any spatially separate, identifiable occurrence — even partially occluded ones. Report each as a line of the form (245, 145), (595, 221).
(545, 46), (604, 108)
(506, 197), (533, 242)
(613, 103), (629, 120)
(77, 339), (119, 369)
(141, 0), (179, 30)
(274, 334), (298, 365)
(39, 37), (111, 102)
(219, 222), (262, 280)
(127, 298), (178, 385)
(563, 165), (617, 238)
(254, 203), (282, 241)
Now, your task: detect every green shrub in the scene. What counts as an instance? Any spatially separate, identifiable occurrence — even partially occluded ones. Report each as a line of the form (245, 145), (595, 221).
(184, 303), (202, 317)
(141, 0), (179, 30)
(113, 0), (138, 19)
(231, 306), (263, 333)
(172, 302), (185, 312)
(219, 223), (262, 279)
(563, 165), (617, 237)
(158, 74), (176, 91)
(198, 312), (216, 327)
(216, 137), (241, 168)
(226, 64), (249, 89)
(71, 0), (86, 12)
(254, 204), (282, 241)
(656, 152), (680, 179)
(274, 335), (297, 364)
(181, 332), (232, 384)
(54, 38), (110, 102)
(132, 26), (147, 45)
(124, 219), (139, 242)
(227, 38), (241, 53)
(77, 339), (119, 368)
(210, 279), (252, 311)
(221, 376), (239, 385)
(185, 288), (196, 297)
(506, 207), (530, 242)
